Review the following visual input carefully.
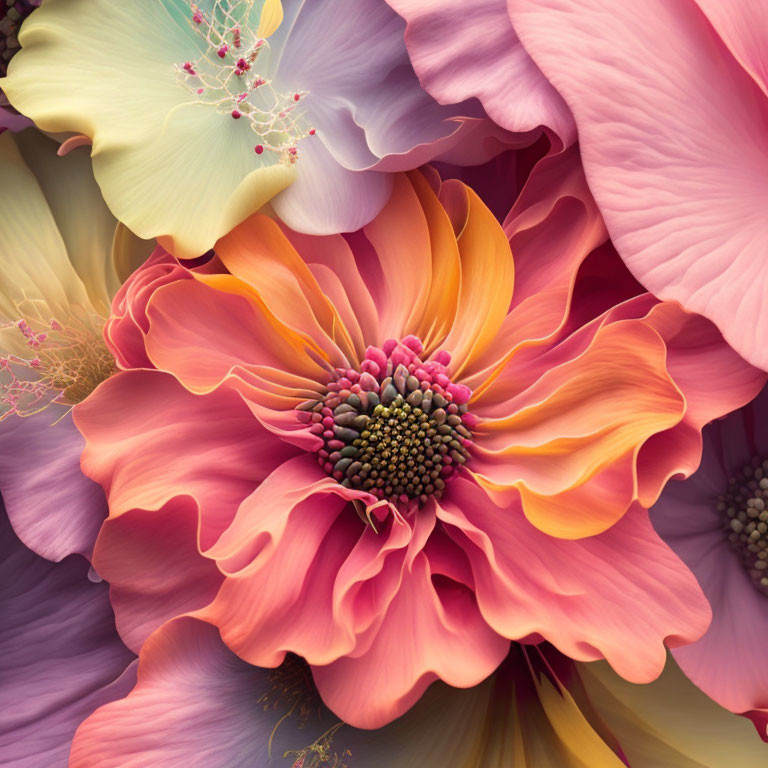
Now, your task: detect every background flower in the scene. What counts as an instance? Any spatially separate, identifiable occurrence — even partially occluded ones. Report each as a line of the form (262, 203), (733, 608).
(1, 0), (512, 259)
(651, 384), (768, 736)
(385, 0), (576, 146)
(0, 502), (136, 766)
(0, 128), (152, 560)
(69, 616), (768, 767)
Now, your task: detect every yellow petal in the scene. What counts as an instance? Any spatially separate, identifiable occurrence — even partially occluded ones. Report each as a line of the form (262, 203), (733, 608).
(438, 180), (515, 378)
(0, 131), (91, 332)
(257, 0), (283, 38)
(13, 129), (119, 313)
(3, 0), (296, 260)
(579, 657), (768, 766)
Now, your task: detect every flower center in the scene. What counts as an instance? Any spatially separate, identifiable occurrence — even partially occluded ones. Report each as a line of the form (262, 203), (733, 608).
(719, 458), (768, 596)
(0, 305), (114, 419)
(176, 1), (312, 162)
(1, 1), (40, 78)
(298, 336), (474, 507)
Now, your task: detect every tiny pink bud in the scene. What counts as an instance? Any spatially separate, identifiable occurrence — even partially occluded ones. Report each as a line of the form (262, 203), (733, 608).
(217, 45), (228, 58)
(254, 144), (264, 154)
(231, 110), (241, 119)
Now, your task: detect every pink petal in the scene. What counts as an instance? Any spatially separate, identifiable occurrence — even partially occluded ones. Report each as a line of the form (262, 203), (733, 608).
(203, 456), (373, 668)
(386, 0), (575, 143)
(313, 544), (509, 729)
(1, 506), (135, 765)
(509, 0), (768, 370)
(74, 371), (297, 648)
(439, 478), (711, 683)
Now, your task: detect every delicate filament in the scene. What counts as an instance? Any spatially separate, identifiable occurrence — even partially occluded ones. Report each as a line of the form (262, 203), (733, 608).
(177, 1), (312, 163)
(0, 302), (113, 420)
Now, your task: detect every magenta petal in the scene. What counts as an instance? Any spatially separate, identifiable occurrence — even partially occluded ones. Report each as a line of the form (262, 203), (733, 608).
(0, 505), (135, 766)
(0, 411), (106, 561)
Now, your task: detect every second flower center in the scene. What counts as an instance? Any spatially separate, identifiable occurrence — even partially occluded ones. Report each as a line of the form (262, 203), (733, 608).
(719, 458), (768, 596)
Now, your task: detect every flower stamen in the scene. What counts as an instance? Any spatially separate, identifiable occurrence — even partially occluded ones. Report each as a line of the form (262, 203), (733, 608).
(298, 336), (473, 508)
(0, 303), (114, 420)
(176, 1), (314, 165)
(719, 458), (768, 596)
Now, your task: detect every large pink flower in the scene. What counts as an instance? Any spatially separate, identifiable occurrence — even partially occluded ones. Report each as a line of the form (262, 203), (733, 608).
(74, 149), (763, 728)
(504, 0), (768, 372)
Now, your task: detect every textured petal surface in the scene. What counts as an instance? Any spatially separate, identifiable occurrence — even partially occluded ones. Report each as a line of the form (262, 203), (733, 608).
(0, 505), (135, 767)
(387, 0), (575, 143)
(473, 319), (684, 537)
(439, 479), (711, 684)
(0, 411), (106, 561)
(276, 0), (475, 169)
(3, 0), (295, 259)
(70, 617), (327, 768)
(0, 130), (91, 330)
(74, 370), (296, 647)
(509, 0), (768, 370)
(651, 386), (768, 714)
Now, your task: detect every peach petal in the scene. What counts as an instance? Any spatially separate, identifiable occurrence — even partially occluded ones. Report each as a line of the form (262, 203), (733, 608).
(312, 551), (510, 729)
(438, 479), (711, 684)
(472, 320), (683, 537)
(203, 456), (371, 667)
(215, 213), (358, 365)
(143, 274), (330, 394)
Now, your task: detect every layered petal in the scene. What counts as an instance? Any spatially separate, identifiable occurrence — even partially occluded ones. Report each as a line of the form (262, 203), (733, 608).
(386, 0), (575, 143)
(473, 319), (684, 537)
(439, 478), (711, 684)
(74, 369), (297, 647)
(509, 0), (768, 370)
(274, 0), (481, 169)
(0, 504), (135, 767)
(312, 541), (509, 728)
(0, 411), (106, 561)
(0, 130), (92, 333)
(70, 617), (330, 768)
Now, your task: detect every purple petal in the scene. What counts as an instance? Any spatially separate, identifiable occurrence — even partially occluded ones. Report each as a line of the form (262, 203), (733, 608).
(0, 504), (135, 766)
(0, 411), (107, 561)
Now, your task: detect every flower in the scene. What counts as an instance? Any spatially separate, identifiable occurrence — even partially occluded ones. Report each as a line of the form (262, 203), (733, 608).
(72, 147), (763, 728)
(0, 502), (136, 764)
(0, 127), (152, 561)
(1, 0), (507, 259)
(69, 616), (768, 767)
(503, 0), (768, 371)
(651, 384), (768, 737)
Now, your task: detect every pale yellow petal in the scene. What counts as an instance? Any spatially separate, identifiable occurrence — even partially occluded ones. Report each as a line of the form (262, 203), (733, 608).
(579, 657), (768, 767)
(13, 129), (119, 313)
(0, 131), (91, 326)
(3, 0), (296, 259)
